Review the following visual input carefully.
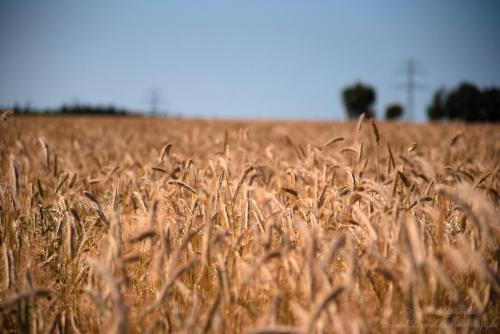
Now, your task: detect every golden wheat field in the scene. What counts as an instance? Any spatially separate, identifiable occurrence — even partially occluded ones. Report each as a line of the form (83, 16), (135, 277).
(0, 115), (499, 333)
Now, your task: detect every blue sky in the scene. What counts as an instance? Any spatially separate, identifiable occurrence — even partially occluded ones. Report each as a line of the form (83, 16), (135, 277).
(1, 0), (499, 120)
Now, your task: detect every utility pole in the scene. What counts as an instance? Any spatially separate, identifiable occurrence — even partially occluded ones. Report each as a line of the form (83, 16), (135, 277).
(148, 88), (160, 116)
(396, 59), (425, 121)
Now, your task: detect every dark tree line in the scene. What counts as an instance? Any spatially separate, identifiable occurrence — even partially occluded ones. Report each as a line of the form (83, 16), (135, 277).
(341, 81), (499, 122)
(4, 103), (133, 116)
(427, 83), (500, 122)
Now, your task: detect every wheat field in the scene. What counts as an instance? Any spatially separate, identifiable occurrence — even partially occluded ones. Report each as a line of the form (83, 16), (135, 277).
(1, 115), (499, 333)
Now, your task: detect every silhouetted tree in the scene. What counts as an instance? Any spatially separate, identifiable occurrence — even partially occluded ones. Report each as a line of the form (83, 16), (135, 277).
(427, 83), (500, 122)
(385, 103), (403, 120)
(445, 82), (483, 121)
(427, 88), (447, 120)
(482, 87), (500, 122)
(342, 82), (376, 119)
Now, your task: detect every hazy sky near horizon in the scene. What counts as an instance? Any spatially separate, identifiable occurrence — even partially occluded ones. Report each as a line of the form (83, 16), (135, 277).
(1, 0), (499, 120)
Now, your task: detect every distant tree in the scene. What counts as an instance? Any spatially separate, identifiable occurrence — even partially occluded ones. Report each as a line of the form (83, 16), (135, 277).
(342, 82), (376, 119)
(385, 103), (403, 120)
(445, 82), (483, 121)
(482, 87), (500, 122)
(427, 83), (500, 122)
(427, 88), (447, 120)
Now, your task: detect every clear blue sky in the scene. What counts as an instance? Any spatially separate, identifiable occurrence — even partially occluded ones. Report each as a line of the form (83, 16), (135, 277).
(1, 0), (499, 120)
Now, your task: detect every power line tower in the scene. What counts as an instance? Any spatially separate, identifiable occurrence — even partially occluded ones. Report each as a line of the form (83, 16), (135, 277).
(395, 59), (425, 121)
(148, 88), (160, 116)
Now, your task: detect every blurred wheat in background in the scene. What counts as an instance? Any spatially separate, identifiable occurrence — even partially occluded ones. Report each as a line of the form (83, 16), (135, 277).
(0, 114), (499, 333)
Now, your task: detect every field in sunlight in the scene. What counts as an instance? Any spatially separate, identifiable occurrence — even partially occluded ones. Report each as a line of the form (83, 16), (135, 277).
(1, 115), (499, 333)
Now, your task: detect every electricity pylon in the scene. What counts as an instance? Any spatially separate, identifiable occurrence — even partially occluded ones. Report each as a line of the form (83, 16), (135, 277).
(395, 59), (426, 121)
